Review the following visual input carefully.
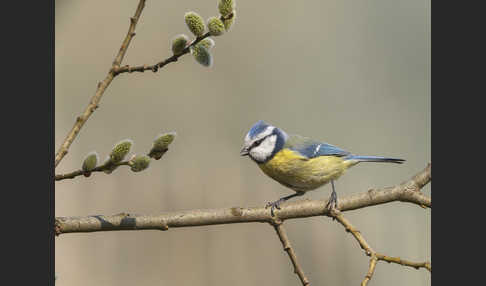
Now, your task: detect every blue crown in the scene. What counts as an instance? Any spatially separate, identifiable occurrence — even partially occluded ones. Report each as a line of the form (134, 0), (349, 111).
(248, 120), (270, 139)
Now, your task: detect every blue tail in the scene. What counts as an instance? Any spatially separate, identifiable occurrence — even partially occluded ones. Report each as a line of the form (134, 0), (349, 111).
(345, 155), (405, 164)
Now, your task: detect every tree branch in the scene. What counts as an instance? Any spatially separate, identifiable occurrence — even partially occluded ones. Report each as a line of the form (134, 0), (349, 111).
(112, 32), (211, 75)
(329, 209), (431, 286)
(111, 14), (232, 76)
(54, 8), (235, 169)
(55, 147), (170, 181)
(54, 160), (130, 181)
(270, 218), (310, 286)
(54, 0), (146, 168)
(375, 253), (431, 272)
(113, 0), (146, 67)
(362, 256), (378, 286)
(55, 164), (430, 235)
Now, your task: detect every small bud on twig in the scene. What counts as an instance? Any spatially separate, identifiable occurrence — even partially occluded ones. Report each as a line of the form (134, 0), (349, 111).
(222, 11), (236, 31)
(218, 0), (235, 17)
(171, 34), (189, 55)
(130, 155), (151, 172)
(184, 12), (205, 37)
(190, 44), (213, 67)
(110, 139), (133, 163)
(82, 151), (99, 173)
(102, 155), (119, 174)
(148, 132), (176, 160)
(207, 17), (225, 36)
(197, 38), (216, 50)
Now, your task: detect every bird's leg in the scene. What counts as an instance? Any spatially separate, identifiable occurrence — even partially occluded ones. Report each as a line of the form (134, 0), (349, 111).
(266, 192), (304, 216)
(325, 180), (338, 211)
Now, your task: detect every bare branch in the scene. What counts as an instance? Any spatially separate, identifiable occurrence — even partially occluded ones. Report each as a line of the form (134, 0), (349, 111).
(55, 0), (146, 168)
(330, 209), (374, 254)
(55, 164), (430, 235)
(362, 256), (378, 286)
(329, 209), (430, 286)
(113, 0), (146, 67)
(375, 253), (431, 272)
(270, 218), (310, 286)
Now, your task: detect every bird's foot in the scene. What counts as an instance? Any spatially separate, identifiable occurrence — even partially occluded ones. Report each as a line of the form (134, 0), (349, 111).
(325, 191), (338, 219)
(265, 198), (286, 217)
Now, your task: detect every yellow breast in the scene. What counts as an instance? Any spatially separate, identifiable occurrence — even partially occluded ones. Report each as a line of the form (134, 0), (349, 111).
(258, 149), (353, 192)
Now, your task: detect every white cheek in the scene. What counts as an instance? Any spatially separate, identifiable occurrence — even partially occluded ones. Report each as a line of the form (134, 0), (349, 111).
(249, 135), (277, 162)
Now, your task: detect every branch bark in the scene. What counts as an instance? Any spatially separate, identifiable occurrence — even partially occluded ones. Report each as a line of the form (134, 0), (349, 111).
(270, 218), (310, 286)
(111, 14), (233, 76)
(54, 7), (235, 169)
(54, 161), (130, 181)
(55, 148), (170, 181)
(329, 209), (431, 286)
(54, 0), (147, 168)
(112, 32), (211, 75)
(55, 164), (430, 235)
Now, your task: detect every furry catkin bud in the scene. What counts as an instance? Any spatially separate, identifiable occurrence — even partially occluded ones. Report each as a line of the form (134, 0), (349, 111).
(207, 17), (225, 36)
(110, 139), (133, 163)
(198, 38), (215, 50)
(190, 44), (213, 67)
(82, 151), (99, 172)
(148, 132), (176, 160)
(184, 12), (205, 37)
(102, 156), (118, 174)
(171, 34), (189, 55)
(218, 0), (235, 17)
(130, 155), (151, 172)
(223, 10), (235, 31)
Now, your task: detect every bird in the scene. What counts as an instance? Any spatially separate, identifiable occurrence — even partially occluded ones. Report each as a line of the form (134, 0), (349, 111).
(240, 120), (405, 216)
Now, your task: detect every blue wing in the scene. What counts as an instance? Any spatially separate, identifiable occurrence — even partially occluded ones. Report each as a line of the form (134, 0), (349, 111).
(285, 135), (350, 159)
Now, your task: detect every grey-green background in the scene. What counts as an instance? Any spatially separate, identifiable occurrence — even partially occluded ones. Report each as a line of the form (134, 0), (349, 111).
(55, 1), (430, 285)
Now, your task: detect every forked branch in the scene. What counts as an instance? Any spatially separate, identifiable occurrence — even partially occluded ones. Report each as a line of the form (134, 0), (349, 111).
(55, 164), (431, 285)
(329, 209), (431, 286)
(54, 2), (231, 168)
(55, 164), (431, 235)
(55, 0), (147, 168)
(112, 14), (233, 75)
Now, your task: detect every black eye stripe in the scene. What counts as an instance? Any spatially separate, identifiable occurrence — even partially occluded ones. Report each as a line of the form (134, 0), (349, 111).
(251, 135), (269, 148)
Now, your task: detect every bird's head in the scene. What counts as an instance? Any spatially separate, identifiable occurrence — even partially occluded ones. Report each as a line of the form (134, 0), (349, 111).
(240, 120), (287, 163)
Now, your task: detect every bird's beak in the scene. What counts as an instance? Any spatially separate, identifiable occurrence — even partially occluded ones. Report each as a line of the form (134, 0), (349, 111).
(240, 146), (249, 156)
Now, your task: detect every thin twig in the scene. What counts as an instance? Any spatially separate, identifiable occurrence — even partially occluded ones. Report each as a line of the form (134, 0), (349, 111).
(270, 218), (310, 286)
(112, 14), (233, 75)
(375, 253), (431, 272)
(112, 32), (211, 75)
(55, 149), (169, 181)
(112, 1), (146, 68)
(54, 0), (147, 168)
(329, 209), (431, 286)
(55, 164), (430, 235)
(329, 209), (374, 254)
(362, 256), (378, 286)
(54, 10), (234, 169)
(55, 161), (131, 181)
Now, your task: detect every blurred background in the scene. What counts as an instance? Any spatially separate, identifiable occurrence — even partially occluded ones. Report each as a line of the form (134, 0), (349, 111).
(55, 0), (430, 285)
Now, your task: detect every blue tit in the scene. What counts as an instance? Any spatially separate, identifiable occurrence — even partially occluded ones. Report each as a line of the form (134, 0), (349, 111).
(240, 120), (404, 215)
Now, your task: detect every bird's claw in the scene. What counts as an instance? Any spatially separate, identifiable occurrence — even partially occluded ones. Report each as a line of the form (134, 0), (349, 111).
(265, 199), (284, 217)
(325, 191), (338, 219)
